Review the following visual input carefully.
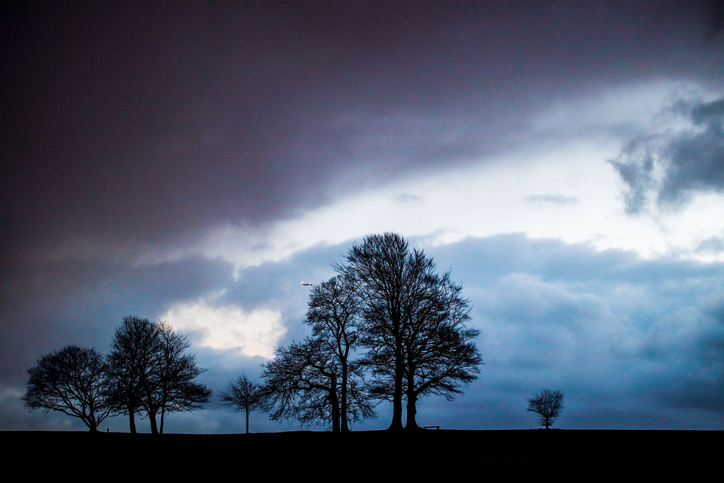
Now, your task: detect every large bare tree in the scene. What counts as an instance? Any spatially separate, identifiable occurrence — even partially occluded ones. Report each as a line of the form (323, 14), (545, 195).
(398, 272), (481, 430)
(23, 345), (115, 432)
(106, 316), (210, 434)
(106, 316), (159, 433)
(153, 321), (211, 434)
(305, 274), (366, 432)
(338, 232), (482, 430)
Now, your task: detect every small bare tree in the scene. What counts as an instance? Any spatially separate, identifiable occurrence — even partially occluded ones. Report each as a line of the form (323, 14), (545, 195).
(527, 389), (564, 429)
(220, 374), (264, 433)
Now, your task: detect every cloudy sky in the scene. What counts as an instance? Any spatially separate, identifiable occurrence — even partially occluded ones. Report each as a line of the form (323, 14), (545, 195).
(2, 1), (724, 433)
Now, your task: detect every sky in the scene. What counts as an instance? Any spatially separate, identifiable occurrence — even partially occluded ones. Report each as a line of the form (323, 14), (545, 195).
(2, 0), (724, 433)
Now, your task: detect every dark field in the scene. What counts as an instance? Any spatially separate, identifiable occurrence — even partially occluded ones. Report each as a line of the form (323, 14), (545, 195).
(3, 429), (719, 477)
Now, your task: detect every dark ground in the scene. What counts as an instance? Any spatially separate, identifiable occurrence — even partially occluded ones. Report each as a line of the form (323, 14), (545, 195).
(3, 429), (719, 477)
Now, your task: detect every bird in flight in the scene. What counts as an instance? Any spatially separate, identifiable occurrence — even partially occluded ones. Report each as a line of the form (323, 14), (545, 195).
(301, 282), (313, 286)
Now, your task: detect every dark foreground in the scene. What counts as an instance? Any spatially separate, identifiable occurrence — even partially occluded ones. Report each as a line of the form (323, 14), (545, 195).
(3, 429), (719, 477)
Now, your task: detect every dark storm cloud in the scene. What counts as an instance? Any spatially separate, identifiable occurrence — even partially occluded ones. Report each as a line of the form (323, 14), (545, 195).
(2, 0), (722, 264)
(704, 0), (724, 40)
(610, 96), (724, 213)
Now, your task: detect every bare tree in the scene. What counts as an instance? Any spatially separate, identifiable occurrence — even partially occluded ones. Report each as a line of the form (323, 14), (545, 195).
(336, 233), (408, 430)
(527, 389), (565, 429)
(106, 316), (161, 433)
(260, 337), (375, 432)
(398, 279), (481, 430)
(106, 316), (210, 434)
(305, 273), (367, 432)
(338, 232), (482, 430)
(220, 374), (263, 433)
(154, 321), (211, 434)
(23, 345), (115, 432)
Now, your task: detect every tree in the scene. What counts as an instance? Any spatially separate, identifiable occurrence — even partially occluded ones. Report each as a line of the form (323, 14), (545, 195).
(106, 316), (211, 434)
(23, 345), (115, 432)
(260, 337), (375, 432)
(305, 274), (368, 432)
(106, 316), (160, 434)
(153, 321), (212, 434)
(338, 232), (482, 430)
(527, 389), (565, 429)
(397, 278), (482, 430)
(220, 374), (264, 433)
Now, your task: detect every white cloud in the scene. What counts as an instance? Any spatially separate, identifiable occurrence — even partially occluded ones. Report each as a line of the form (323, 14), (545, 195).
(205, 138), (722, 267)
(161, 292), (286, 359)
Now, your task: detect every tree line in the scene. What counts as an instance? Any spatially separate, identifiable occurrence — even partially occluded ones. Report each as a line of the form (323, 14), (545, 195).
(222, 233), (483, 432)
(25, 233), (497, 432)
(23, 317), (211, 433)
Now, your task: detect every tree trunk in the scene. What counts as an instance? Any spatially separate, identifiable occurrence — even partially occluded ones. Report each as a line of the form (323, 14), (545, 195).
(149, 410), (159, 435)
(341, 359), (349, 432)
(405, 382), (419, 430)
(388, 340), (404, 431)
(245, 408), (250, 434)
(87, 413), (98, 432)
(129, 409), (137, 434)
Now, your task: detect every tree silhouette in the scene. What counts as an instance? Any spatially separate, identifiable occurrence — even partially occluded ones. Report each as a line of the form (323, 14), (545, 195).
(260, 337), (374, 431)
(220, 374), (264, 433)
(397, 281), (481, 430)
(106, 316), (160, 433)
(527, 389), (565, 429)
(153, 321), (212, 434)
(106, 316), (210, 434)
(338, 232), (481, 430)
(305, 273), (368, 432)
(23, 345), (115, 432)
